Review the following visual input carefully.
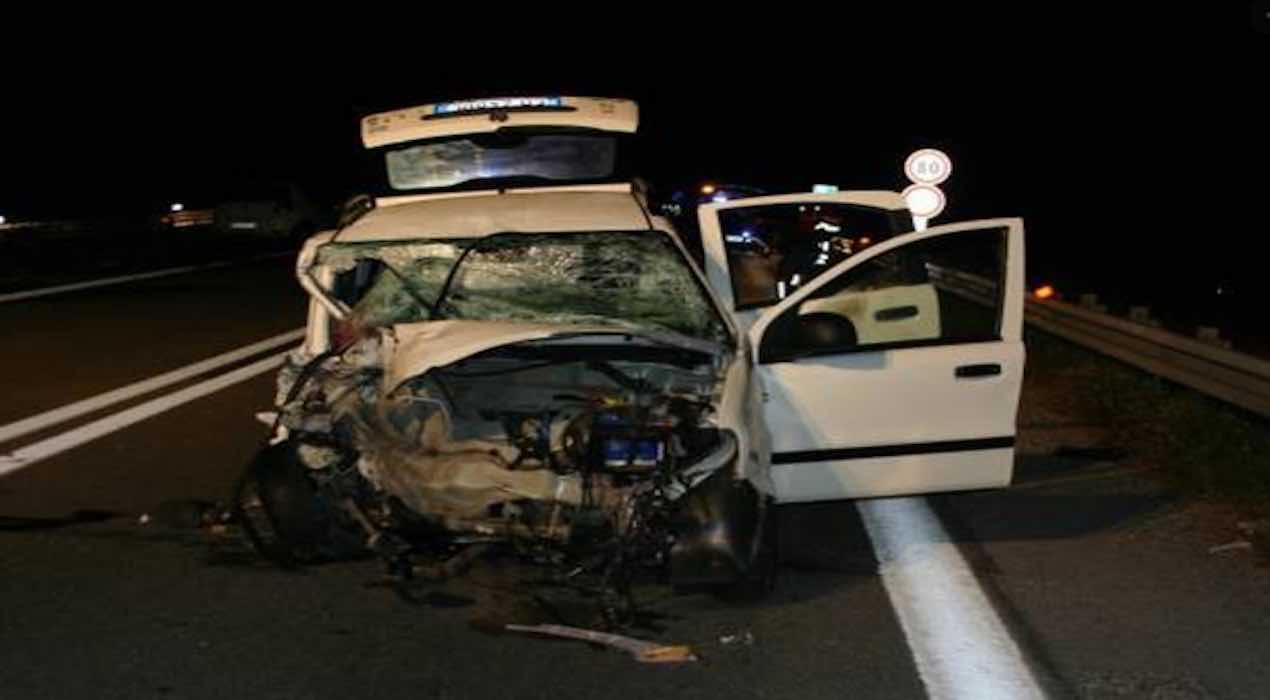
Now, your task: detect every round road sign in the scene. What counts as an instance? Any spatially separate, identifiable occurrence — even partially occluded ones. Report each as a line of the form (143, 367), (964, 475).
(902, 184), (946, 219)
(904, 148), (953, 185)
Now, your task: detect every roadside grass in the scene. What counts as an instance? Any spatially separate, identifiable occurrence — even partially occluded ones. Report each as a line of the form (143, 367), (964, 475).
(1024, 328), (1270, 517)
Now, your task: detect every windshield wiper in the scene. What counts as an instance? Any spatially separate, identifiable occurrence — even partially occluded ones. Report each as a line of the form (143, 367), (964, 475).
(429, 232), (523, 319)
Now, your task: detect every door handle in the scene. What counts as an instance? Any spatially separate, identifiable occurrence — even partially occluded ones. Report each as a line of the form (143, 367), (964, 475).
(875, 305), (919, 322)
(955, 363), (1002, 378)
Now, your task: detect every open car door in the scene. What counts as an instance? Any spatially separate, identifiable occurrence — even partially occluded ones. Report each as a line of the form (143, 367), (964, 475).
(700, 197), (1024, 502)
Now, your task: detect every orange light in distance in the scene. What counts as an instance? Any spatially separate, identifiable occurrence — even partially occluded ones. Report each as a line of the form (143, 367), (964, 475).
(858, 236), (872, 245)
(700, 184), (716, 195)
(1034, 284), (1056, 300)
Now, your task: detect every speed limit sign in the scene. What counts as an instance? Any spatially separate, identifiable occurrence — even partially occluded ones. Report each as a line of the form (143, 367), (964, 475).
(904, 148), (952, 185)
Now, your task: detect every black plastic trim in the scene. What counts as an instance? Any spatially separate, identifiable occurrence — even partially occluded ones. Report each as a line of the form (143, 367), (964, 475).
(955, 363), (1003, 378)
(772, 436), (1015, 465)
(760, 334), (1001, 365)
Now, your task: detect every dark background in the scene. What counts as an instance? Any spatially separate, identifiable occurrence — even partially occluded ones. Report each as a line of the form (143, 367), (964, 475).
(1, 7), (1265, 337)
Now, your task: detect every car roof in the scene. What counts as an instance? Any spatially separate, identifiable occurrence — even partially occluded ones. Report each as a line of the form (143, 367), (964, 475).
(330, 188), (652, 243)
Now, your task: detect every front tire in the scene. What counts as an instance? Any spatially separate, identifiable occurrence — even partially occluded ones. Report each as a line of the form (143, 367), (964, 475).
(232, 441), (363, 567)
(716, 501), (778, 603)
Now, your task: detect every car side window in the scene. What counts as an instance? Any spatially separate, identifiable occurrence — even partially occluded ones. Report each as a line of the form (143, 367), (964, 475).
(760, 227), (1006, 362)
(718, 203), (909, 311)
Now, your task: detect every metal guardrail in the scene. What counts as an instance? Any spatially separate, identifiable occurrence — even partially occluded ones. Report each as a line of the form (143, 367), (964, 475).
(931, 267), (1270, 419)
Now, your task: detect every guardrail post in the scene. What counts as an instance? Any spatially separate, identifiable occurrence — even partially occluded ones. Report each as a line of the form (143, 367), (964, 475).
(1079, 294), (1108, 313)
(1129, 306), (1161, 327)
(1196, 326), (1232, 349)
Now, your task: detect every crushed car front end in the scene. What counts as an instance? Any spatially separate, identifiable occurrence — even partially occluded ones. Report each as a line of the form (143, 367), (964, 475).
(236, 205), (775, 615)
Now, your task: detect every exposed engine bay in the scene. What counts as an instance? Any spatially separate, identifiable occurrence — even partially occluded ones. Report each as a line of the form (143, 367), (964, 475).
(237, 325), (769, 623)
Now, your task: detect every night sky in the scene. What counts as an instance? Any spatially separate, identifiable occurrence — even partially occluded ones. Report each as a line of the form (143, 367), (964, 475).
(2, 7), (1265, 331)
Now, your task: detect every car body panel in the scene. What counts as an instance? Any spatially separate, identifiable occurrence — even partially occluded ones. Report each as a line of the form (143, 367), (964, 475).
(330, 190), (652, 243)
(800, 282), (941, 346)
(698, 210), (1026, 503)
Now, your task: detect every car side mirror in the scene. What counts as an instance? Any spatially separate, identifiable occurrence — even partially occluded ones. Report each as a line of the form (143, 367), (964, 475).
(759, 310), (858, 364)
(797, 312), (858, 351)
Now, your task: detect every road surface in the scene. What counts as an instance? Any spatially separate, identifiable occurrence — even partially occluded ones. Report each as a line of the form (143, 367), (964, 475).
(2, 258), (1268, 699)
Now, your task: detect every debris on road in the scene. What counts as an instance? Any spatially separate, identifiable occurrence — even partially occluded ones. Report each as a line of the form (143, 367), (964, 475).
(1208, 540), (1253, 555)
(505, 623), (697, 663)
(139, 500), (231, 531)
(718, 630), (754, 646)
(1236, 520), (1269, 538)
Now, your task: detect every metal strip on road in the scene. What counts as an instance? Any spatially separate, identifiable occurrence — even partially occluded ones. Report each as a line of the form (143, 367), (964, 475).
(0, 251), (295, 304)
(859, 497), (1047, 700)
(0, 350), (292, 477)
(0, 329), (304, 446)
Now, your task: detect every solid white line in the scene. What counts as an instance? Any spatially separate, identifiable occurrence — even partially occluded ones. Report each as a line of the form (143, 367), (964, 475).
(0, 350), (291, 477)
(858, 497), (1046, 700)
(0, 265), (200, 303)
(0, 251), (294, 304)
(0, 329), (303, 446)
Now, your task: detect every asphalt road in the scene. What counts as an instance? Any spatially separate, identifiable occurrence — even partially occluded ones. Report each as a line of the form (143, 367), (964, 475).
(2, 259), (1269, 699)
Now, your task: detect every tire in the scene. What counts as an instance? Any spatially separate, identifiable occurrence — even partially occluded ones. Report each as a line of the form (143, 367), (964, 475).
(232, 442), (364, 567)
(716, 500), (778, 603)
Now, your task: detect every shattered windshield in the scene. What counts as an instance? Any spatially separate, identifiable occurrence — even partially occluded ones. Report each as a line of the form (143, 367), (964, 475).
(316, 232), (729, 343)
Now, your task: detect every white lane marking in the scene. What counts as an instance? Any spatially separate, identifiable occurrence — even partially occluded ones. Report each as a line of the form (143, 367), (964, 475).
(0, 251), (294, 304)
(0, 329), (303, 445)
(858, 497), (1046, 700)
(0, 350), (291, 477)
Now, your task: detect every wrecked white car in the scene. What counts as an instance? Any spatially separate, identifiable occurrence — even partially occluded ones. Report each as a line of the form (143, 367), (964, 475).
(234, 98), (1026, 617)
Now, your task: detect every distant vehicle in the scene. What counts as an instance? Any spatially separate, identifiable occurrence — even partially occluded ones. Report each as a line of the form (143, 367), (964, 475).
(214, 183), (323, 241)
(159, 206), (214, 229)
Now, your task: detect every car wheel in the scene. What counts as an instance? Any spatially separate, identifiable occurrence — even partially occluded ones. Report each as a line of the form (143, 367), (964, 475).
(232, 442), (364, 567)
(715, 500), (778, 603)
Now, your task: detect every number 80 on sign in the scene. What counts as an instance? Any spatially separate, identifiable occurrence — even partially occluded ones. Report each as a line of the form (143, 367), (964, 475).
(904, 149), (952, 185)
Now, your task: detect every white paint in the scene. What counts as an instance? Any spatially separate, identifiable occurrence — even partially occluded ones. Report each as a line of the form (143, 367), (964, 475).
(902, 184), (946, 219)
(0, 265), (200, 303)
(0, 251), (293, 304)
(859, 497), (1046, 700)
(0, 329), (303, 445)
(0, 351), (291, 477)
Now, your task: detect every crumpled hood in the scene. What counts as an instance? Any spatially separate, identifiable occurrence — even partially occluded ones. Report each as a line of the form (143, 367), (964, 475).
(383, 320), (720, 391)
